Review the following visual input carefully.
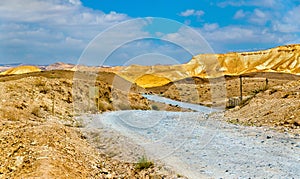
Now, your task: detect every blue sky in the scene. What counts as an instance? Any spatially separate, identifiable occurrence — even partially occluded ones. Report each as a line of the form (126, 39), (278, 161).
(1, 0), (300, 66)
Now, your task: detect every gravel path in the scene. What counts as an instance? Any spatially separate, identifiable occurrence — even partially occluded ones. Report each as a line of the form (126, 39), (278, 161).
(142, 94), (217, 113)
(80, 96), (300, 178)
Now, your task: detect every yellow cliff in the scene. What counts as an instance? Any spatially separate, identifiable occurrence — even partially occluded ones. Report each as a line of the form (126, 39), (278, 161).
(114, 44), (300, 87)
(2, 44), (299, 88)
(0, 66), (41, 75)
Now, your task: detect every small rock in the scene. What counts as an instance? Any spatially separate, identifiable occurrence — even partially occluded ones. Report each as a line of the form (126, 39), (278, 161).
(234, 106), (240, 110)
(266, 136), (272, 139)
(30, 141), (37, 146)
(100, 168), (109, 174)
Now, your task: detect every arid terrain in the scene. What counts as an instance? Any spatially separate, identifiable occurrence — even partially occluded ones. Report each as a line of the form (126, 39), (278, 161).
(0, 70), (186, 178)
(1, 44), (300, 178)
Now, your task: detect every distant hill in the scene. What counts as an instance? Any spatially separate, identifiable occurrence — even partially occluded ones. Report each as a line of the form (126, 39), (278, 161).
(114, 44), (300, 87)
(2, 44), (300, 87)
(45, 62), (76, 71)
(0, 63), (22, 67)
(0, 66), (41, 75)
(187, 44), (300, 77)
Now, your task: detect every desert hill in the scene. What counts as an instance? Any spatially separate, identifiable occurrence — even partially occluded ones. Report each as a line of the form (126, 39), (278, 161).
(0, 66), (41, 75)
(189, 44), (300, 77)
(226, 78), (300, 133)
(2, 44), (299, 88)
(45, 62), (76, 71)
(0, 71), (177, 178)
(114, 44), (300, 88)
(1, 43), (300, 177)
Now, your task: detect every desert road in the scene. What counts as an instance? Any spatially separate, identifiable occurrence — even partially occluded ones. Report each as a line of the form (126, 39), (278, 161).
(81, 96), (300, 178)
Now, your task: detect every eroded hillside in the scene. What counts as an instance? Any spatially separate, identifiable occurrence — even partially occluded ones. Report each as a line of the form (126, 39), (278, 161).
(0, 71), (181, 178)
(114, 44), (300, 88)
(0, 66), (41, 75)
(225, 79), (300, 133)
(2, 44), (300, 88)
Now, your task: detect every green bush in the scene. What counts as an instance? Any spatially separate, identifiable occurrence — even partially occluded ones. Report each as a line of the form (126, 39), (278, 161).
(135, 156), (153, 170)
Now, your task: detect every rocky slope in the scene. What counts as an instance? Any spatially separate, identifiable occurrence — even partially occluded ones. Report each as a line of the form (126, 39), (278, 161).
(189, 44), (300, 77)
(2, 44), (300, 88)
(0, 72), (182, 178)
(225, 79), (300, 133)
(115, 44), (300, 87)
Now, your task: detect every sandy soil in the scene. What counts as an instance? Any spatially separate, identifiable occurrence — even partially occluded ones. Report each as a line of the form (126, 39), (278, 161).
(147, 72), (300, 133)
(0, 71), (182, 178)
(148, 73), (300, 106)
(85, 110), (300, 178)
(225, 79), (300, 134)
(1, 69), (299, 178)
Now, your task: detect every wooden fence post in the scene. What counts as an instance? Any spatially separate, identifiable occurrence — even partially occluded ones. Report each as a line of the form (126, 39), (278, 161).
(52, 93), (55, 115)
(239, 76), (243, 102)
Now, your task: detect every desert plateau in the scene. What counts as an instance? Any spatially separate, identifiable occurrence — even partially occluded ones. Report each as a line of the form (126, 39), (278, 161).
(0, 44), (300, 178)
(4, 0), (300, 177)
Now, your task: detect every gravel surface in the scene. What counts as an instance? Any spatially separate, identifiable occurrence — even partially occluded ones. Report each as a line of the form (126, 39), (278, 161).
(80, 96), (300, 178)
(142, 94), (217, 113)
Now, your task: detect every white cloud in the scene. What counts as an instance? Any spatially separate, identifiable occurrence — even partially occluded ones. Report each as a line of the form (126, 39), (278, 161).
(206, 1), (300, 53)
(248, 9), (270, 25)
(103, 40), (192, 66)
(179, 9), (205, 17)
(0, 0), (131, 64)
(0, 0), (128, 25)
(234, 10), (246, 19)
(69, 0), (81, 6)
(273, 5), (300, 33)
(197, 24), (295, 53)
(203, 23), (219, 31)
(233, 8), (272, 25)
(162, 26), (213, 55)
(218, 0), (283, 8)
(202, 26), (255, 42)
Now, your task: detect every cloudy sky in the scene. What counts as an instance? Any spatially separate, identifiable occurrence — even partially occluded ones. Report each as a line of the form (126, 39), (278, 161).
(1, 0), (300, 66)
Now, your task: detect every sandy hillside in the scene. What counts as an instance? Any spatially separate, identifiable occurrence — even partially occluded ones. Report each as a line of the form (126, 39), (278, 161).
(146, 72), (300, 107)
(1, 43), (300, 177)
(225, 79), (300, 133)
(111, 44), (300, 88)
(0, 71), (183, 178)
(0, 66), (41, 75)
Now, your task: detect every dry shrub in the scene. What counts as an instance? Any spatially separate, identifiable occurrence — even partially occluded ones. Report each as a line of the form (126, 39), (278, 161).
(31, 106), (42, 117)
(33, 77), (46, 87)
(97, 101), (113, 111)
(1, 106), (29, 121)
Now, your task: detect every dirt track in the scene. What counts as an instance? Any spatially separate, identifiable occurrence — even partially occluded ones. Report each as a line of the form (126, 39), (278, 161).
(82, 110), (300, 179)
(1, 70), (299, 178)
